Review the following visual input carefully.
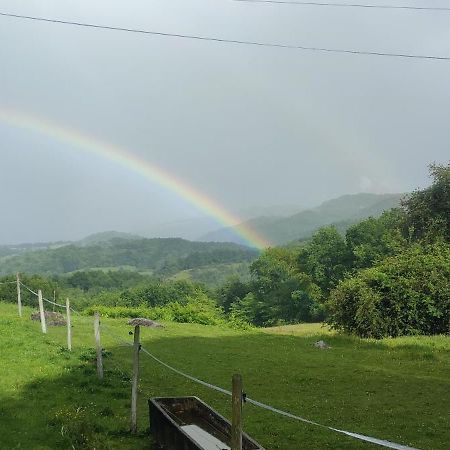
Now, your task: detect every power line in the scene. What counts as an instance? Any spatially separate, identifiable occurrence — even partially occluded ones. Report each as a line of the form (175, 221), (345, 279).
(233, 0), (450, 12)
(1, 11), (449, 61)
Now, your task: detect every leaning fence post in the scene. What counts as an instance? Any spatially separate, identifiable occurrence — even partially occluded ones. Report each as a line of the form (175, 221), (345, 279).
(94, 312), (103, 379)
(131, 324), (141, 434)
(66, 298), (72, 351)
(231, 373), (243, 450)
(38, 289), (47, 334)
(16, 273), (22, 318)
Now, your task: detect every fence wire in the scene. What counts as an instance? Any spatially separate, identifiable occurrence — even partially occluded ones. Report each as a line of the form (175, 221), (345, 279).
(9, 282), (420, 450)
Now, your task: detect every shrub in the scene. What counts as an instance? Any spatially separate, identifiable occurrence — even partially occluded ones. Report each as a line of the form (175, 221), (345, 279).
(84, 293), (226, 326)
(327, 242), (450, 338)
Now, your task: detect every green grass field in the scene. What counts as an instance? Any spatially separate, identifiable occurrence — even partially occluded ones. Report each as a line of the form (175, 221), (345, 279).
(0, 301), (449, 450)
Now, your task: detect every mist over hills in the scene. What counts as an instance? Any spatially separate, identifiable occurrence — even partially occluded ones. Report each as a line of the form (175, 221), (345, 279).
(0, 192), (403, 279)
(0, 236), (258, 277)
(201, 193), (403, 245)
(136, 204), (305, 241)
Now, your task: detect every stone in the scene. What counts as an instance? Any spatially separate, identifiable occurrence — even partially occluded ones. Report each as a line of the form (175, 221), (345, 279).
(127, 318), (164, 328)
(313, 340), (331, 349)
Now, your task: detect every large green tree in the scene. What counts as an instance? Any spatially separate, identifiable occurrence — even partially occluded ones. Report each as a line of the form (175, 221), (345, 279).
(297, 226), (351, 293)
(345, 209), (406, 269)
(233, 248), (323, 326)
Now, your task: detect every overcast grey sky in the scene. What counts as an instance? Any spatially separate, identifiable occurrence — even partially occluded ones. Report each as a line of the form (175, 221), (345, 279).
(1, 0), (449, 244)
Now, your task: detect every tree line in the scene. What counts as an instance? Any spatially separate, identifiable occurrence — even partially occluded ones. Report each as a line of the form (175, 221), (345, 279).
(217, 163), (450, 336)
(0, 163), (448, 337)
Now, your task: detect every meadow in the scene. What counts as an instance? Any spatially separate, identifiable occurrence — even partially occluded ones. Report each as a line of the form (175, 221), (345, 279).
(0, 301), (449, 450)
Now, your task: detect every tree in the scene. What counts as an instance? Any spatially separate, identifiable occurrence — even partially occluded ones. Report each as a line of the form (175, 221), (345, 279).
(216, 277), (251, 313)
(345, 209), (406, 269)
(401, 163), (450, 242)
(231, 248), (323, 326)
(327, 242), (450, 338)
(298, 226), (351, 293)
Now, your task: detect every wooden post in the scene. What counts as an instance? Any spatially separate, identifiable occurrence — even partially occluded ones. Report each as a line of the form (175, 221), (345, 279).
(16, 273), (22, 318)
(94, 312), (103, 379)
(131, 325), (140, 434)
(37, 289), (47, 334)
(231, 373), (243, 450)
(66, 298), (72, 351)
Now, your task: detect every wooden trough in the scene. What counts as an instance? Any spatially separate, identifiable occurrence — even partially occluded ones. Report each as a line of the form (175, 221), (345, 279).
(149, 396), (265, 450)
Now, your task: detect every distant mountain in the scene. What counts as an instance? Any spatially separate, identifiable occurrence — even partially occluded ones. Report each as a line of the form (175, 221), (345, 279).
(77, 231), (143, 246)
(200, 193), (404, 246)
(140, 217), (221, 241)
(235, 204), (306, 220)
(139, 205), (305, 241)
(0, 237), (259, 276)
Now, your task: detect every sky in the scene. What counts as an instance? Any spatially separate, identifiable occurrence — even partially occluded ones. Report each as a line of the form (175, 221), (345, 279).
(1, 0), (449, 244)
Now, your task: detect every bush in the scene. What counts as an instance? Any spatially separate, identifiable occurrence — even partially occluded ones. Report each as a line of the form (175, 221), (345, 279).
(327, 242), (450, 338)
(84, 293), (226, 326)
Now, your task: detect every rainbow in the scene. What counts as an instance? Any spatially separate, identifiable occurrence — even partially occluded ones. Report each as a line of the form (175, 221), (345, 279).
(0, 108), (270, 249)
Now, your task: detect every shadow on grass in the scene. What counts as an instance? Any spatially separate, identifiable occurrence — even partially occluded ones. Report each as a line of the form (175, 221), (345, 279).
(0, 345), (153, 450)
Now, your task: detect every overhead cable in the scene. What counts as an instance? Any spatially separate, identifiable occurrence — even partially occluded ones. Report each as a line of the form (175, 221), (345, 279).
(0, 11), (449, 61)
(233, 0), (450, 12)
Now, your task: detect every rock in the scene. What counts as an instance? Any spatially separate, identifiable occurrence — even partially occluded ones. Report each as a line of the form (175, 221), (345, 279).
(313, 340), (331, 349)
(30, 311), (66, 326)
(127, 318), (164, 328)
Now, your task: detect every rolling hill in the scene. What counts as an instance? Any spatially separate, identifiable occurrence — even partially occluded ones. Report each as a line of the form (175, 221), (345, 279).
(200, 193), (403, 245)
(0, 237), (259, 276)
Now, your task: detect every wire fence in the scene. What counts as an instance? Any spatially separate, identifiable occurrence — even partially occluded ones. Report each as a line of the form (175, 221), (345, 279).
(6, 280), (419, 450)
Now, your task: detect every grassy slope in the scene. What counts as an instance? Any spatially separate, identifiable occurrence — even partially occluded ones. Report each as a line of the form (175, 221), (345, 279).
(0, 302), (449, 450)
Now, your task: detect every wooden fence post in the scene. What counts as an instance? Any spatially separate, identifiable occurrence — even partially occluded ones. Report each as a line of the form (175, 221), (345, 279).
(131, 325), (141, 434)
(231, 373), (243, 450)
(38, 289), (47, 334)
(94, 312), (103, 379)
(16, 273), (22, 318)
(66, 298), (72, 351)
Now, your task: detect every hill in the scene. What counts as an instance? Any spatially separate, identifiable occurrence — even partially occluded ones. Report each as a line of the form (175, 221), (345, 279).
(0, 237), (259, 276)
(201, 193), (403, 245)
(0, 240), (71, 258)
(76, 231), (144, 246)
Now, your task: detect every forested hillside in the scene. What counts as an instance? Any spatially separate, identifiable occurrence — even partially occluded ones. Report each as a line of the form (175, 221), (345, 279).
(0, 237), (259, 276)
(201, 192), (402, 245)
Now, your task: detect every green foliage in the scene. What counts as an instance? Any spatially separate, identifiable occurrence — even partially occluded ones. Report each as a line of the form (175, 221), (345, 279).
(229, 248), (324, 326)
(118, 279), (205, 308)
(0, 237), (259, 276)
(64, 269), (150, 292)
(327, 243), (450, 338)
(401, 163), (450, 242)
(85, 292), (225, 326)
(216, 277), (252, 313)
(298, 226), (351, 293)
(227, 164), (449, 330)
(1, 163), (446, 335)
(0, 274), (59, 308)
(345, 209), (407, 269)
(171, 262), (251, 287)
